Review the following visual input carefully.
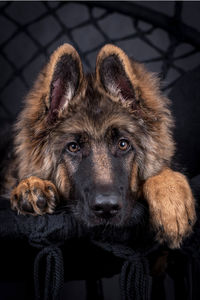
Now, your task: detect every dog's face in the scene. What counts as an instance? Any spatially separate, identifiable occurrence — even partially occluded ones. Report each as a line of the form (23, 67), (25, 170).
(16, 44), (174, 228)
(64, 127), (136, 227)
(55, 83), (140, 227)
(47, 47), (148, 227)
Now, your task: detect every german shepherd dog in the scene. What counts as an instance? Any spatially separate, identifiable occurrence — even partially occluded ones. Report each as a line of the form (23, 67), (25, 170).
(1, 44), (196, 248)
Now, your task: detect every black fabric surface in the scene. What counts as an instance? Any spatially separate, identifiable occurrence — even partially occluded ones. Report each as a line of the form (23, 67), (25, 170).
(0, 67), (200, 299)
(0, 173), (200, 300)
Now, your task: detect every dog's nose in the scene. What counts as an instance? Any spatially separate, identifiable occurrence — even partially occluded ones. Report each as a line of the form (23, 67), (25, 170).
(92, 193), (122, 219)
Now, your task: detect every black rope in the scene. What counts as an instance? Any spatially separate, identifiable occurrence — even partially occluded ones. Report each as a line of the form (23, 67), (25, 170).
(26, 211), (77, 300)
(34, 245), (64, 300)
(92, 242), (157, 300)
(1, 195), (200, 300)
(120, 258), (151, 300)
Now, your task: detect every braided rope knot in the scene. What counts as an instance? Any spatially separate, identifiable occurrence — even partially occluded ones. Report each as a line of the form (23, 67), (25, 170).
(120, 256), (151, 300)
(92, 241), (153, 300)
(34, 245), (64, 300)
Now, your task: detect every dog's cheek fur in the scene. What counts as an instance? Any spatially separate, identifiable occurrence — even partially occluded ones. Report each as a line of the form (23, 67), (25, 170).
(130, 163), (139, 193)
(8, 44), (83, 184)
(54, 163), (71, 199)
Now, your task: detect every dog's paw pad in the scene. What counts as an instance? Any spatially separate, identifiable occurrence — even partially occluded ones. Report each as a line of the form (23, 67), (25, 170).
(11, 176), (58, 215)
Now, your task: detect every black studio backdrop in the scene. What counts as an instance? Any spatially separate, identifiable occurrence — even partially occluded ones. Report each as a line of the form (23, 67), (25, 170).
(0, 2), (200, 300)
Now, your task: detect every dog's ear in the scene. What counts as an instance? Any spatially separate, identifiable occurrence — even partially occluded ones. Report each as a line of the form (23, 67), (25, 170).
(96, 44), (138, 104)
(45, 44), (83, 122)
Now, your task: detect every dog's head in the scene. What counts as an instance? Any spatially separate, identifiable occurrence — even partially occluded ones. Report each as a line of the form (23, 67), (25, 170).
(17, 44), (174, 227)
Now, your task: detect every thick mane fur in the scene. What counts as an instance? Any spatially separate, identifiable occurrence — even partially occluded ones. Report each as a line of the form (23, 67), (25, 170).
(13, 58), (174, 185)
(2, 44), (195, 250)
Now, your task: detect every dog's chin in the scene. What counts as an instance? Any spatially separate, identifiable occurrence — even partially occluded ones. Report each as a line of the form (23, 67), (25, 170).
(77, 202), (148, 243)
(86, 214), (124, 227)
(70, 200), (149, 243)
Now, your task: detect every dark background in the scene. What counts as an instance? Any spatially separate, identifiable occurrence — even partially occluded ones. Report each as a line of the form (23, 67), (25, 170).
(0, 1), (200, 299)
(0, 1), (200, 123)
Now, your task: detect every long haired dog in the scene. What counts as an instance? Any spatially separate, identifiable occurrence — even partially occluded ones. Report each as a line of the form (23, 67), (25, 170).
(1, 44), (196, 248)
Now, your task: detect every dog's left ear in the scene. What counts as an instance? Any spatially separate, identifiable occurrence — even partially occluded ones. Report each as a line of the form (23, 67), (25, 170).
(96, 44), (138, 103)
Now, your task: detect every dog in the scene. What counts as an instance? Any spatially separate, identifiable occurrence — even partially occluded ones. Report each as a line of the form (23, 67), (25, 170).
(0, 44), (196, 248)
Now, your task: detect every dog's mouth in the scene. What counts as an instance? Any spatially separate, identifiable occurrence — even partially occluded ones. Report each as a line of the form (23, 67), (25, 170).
(70, 198), (148, 229)
(70, 200), (149, 244)
(85, 213), (123, 227)
(57, 197), (149, 244)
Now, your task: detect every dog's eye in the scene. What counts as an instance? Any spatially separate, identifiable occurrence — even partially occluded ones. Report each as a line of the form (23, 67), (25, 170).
(67, 142), (80, 153)
(118, 139), (130, 151)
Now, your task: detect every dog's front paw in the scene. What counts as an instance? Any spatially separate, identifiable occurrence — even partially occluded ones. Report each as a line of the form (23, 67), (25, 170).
(11, 176), (58, 215)
(143, 168), (196, 248)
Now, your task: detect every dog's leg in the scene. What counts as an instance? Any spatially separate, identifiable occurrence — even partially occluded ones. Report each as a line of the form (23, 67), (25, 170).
(11, 176), (58, 215)
(143, 168), (196, 248)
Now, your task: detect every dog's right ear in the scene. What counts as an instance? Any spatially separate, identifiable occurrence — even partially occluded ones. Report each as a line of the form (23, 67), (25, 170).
(44, 44), (83, 122)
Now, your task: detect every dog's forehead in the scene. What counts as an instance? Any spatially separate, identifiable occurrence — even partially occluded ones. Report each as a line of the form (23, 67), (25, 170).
(57, 74), (137, 139)
(66, 105), (135, 141)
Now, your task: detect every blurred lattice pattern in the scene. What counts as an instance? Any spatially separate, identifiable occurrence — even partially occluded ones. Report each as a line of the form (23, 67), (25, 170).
(0, 1), (200, 122)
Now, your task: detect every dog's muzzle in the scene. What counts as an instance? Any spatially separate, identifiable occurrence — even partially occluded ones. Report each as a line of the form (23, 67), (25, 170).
(90, 186), (123, 220)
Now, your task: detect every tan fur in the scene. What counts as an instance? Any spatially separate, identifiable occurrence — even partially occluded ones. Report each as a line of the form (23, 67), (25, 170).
(92, 143), (113, 185)
(130, 163), (139, 193)
(13, 44), (84, 181)
(11, 176), (58, 215)
(55, 164), (71, 198)
(143, 168), (196, 248)
(2, 43), (196, 249)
